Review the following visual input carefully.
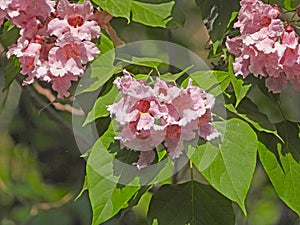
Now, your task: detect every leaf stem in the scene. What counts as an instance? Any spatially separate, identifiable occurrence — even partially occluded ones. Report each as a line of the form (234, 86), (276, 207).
(190, 160), (194, 181)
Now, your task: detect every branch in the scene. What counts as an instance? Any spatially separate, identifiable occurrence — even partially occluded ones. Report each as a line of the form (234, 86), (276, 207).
(21, 193), (73, 225)
(32, 82), (84, 116)
(92, 9), (125, 47)
(23, 84), (93, 149)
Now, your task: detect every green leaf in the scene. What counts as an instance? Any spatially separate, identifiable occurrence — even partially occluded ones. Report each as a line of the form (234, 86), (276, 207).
(189, 70), (229, 91)
(283, 0), (297, 10)
(78, 35), (115, 94)
(92, 0), (131, 21)
(147, 181), (235, 225)
(160, 65), (193, 82)
(209, 75), (230, 96)
(188, 70), (230, 96)
(87, 165), (140, 225)
(225, 104), (283, 141)
(83, 86), (120, 126)
(152, 219), (159, 225)
(86, 123), (140, 224)
(247, 85), (285, 123)
(227, 11), (238, 29)
(131, 1), (175, 28)
(74, 176), (88, 201)
(2, 56), (20, 92)
(166, 4), (186, 29)
(258, 141), (300, 216)
(196, 0), (240, 41)
(117, 57), (163, 69)
(0, 26), (19, 50)
(188, 118), (258, 214)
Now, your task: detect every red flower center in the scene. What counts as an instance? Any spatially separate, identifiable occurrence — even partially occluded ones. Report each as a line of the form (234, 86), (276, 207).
(165, 125), (181, 139)
(261, 15), (271, 27)
(67, 14), (84, 28)
(134, 99), (150, 113)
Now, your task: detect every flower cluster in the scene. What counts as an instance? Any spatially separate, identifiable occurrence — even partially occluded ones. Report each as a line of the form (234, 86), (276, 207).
(226, 0), (300, 93)
(2, 0), (100, 98)
(108, 70), (220, 169)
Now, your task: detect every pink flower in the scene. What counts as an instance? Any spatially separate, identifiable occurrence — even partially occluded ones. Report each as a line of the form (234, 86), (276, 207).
(173, 79), (215, 126)
(226, 0), (300, 93)
(108, 71), (219, 166)
(234, 0), (280, 34)
(109, 73), (168, 151)
(4, 0), (101, 99)
(51, 73), (79, 98)
(48, 34), (99, 73)
(0, 0), (9, 26)
(7, 0), (55, 31)
(0, 0), (11, 10)
(47, 0), (100, 41)
(164, 123), (197, 159)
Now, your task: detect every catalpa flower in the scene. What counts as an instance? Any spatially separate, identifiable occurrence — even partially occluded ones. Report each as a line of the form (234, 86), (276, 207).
(48, 34), (99, 77)
(0, 0), (9, 26)
(108, 70), (219, 168)
(48, 0), (100, 41)
(226, 0), (300, 93)
(7, 0), (55, 30)
(6, 0), (101, 99)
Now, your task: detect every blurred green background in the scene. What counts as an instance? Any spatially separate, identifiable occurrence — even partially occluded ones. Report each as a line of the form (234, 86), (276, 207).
(1, 1), (300, 225)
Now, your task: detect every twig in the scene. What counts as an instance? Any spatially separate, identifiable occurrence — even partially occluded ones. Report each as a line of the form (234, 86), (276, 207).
(21, 193), (73, 225)
(32, 82), (84, 116)
(92, 9), (125, 47)
(23, 84), (93, 149)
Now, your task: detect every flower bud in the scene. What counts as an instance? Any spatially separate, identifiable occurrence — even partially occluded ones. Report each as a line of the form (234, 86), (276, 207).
(285, 24), (294, 32)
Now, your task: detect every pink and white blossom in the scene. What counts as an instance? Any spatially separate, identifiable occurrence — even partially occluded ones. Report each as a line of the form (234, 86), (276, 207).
(226, 0), (300, 93)
(5, 0), (101, 98)
(48, 0), (100, 41)
(108, 71), (219, 167)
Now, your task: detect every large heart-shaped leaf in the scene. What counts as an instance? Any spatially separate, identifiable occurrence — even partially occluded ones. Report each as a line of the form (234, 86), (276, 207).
(86, 123), (140, 225)
(147, 181), (235, 225)
(188, 118), (258, 214)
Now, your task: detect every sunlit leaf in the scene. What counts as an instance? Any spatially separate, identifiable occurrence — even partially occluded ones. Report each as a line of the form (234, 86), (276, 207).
(86, 123), (140, 225)
(160, 65), (193, 82)
(131, 1), (175, 27)
(79, 34), (115, 94)
(117, 57), (163, 69)
(92, 0), (131, 21)
(87, 165), (140, 225)
(188, 118), (258, 214)
(189, 70), (229, 91)
(258, 140), (300, 216)
(188, 70), (230, 96)
(83, 86), (119, 126)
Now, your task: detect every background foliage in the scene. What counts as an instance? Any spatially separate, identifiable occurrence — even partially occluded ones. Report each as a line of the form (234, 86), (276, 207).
(1, 0), (300, 225)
